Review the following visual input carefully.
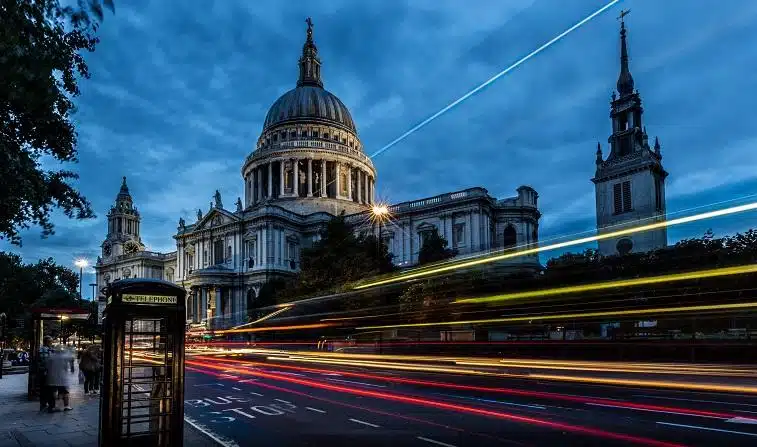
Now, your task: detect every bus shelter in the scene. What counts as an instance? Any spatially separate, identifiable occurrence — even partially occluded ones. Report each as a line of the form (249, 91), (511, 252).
(27, 307), (90, 399)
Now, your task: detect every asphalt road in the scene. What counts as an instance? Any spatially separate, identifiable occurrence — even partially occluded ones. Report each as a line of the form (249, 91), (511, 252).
(183, 355), (757, 447)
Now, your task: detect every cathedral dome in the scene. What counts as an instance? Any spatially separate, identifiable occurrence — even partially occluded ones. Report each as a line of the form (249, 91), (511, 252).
(263, 86), (356, 133)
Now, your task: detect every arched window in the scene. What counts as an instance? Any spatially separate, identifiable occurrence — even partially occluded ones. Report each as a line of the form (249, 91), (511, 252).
(503, 225), (517, 249)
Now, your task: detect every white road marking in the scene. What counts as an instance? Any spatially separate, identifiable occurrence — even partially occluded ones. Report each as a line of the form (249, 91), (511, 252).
(273, 371), (306, 377)
(237, 378), (258, 384)
(184, 415), (240, 447)
(727, 417), (757, 425)
(634, 395), (757, 407)
(216, 383), (226, 387)
(657, 421), (757, 437)
(250, 392), (264, 397)
(327, 378), (387, 388)
(434, 392), (545, 410)
(274, 399), (292, 404)
(306, 407), (326, 414)
(349, 418), (380, 428)
(586, 402), (724, 419)
(232, 387), (242, 391)
(321, 373), (342, 376)
(417, 436), (457, 447)
(194, 383), (225, 388)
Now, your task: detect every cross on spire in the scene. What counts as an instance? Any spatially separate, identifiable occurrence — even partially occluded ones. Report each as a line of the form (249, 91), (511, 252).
(298, 17), (323, 88)
(617, 8), (630, 23)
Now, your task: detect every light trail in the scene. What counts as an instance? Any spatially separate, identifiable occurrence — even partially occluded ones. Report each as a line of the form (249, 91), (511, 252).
(227, 306), (292, 330)
(369, 0), (622, 159)
(357, 301), (757, 330)
(455, 264), (757, 304)
(187, 359), (683, 447)
(195, 356), (746, 419)
(353, 201), (757, 290)
(214, 322), (333, 335)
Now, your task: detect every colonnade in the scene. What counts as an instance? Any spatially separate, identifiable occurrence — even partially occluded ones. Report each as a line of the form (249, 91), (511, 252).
(245, 158), (374, 207)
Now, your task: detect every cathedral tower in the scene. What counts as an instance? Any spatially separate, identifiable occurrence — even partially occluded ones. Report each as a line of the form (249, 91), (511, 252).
(101, 176), (145, 260)
(592, 14), (668, 256)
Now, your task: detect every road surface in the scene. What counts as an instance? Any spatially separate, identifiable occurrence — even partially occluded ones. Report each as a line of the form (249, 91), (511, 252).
(183, 355), (757, 446)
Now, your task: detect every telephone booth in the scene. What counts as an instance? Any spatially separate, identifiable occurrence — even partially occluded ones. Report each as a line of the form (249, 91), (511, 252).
(100, 279), (186, 447)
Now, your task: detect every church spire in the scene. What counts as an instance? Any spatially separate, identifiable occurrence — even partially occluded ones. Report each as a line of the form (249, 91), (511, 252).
(616, 10), (635, 97)
(297, 17), (323, 88)
(116, 176), (132, 203)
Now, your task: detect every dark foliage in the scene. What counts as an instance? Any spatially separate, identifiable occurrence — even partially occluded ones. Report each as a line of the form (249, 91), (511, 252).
(417, 231), (456, 266)
(0, 0), (114, 245)
(278, 213), (394, 303)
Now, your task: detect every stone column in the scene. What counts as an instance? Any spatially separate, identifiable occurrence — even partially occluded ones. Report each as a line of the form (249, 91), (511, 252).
(293, 158), (299, 197)
(347, 165), (353, 201)
(357, 170), (363, 204)
(215, 287), (223, 320)
(364, 174), (370, 204)
(267, 162), (273, 198)
(279, 160), (285, 198)
(320, 160), (327, 197)
(256, 166), (262, 203)
(335, 163), (341, 199)
(307, 159), (313, 197)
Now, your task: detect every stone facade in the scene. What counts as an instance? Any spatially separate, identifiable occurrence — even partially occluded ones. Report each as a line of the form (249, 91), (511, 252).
(592, 18), (668, 256)
(94, 177), (177, 321)
(95, 20), (543, 329)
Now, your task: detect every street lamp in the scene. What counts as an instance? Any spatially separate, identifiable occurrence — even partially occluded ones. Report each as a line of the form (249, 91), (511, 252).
(371, 204), (390, 251)
(75, 259), (88, 300)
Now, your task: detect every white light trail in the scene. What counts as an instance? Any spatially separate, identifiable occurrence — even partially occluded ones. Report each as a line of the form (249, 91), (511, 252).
(369, 0), (622, 159)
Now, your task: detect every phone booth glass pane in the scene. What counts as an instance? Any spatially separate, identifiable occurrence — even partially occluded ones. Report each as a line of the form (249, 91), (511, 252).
(121, 318), (175, 440)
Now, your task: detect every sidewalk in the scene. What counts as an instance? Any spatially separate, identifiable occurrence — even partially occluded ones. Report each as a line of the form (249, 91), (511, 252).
(0, 373), (218, 446)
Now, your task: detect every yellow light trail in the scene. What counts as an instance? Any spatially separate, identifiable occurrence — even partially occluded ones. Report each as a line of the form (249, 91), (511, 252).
(354, 201), (757, 290)
(227, 306), (293, 330)
(215, 322), (332, 335)
(357, 301), (757, 330)
(455, 264), (757, 304)
(252, 354), (757, 394)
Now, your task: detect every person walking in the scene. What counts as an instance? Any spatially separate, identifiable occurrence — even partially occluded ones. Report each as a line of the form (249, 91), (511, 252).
(78, 346), (97, 395)
(38, 336), (54, 412)
(45, 345), (74, 412)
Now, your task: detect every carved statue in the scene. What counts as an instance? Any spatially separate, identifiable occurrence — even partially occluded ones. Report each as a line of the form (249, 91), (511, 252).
(197, 209), (203, 221)
(236, 197), (243, 212)
(178, 217), (185, 228)
(214, 190), (223, 209)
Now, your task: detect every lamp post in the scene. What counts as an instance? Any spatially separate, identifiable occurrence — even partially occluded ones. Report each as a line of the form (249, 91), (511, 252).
(75, 259), (89, 300)
(371, 205), (389, 252)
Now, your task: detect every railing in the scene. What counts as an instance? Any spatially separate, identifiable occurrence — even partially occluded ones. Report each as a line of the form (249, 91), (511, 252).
(111, 250), (173, 262)
(245, 139), (372, 165)
(389, 187), (489, 214)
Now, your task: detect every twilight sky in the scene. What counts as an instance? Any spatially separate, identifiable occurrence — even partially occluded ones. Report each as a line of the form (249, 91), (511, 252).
(4, 0), (757, 290)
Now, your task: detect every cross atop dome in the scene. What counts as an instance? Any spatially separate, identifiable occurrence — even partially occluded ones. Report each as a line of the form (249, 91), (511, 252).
(298, 17), (323, 88)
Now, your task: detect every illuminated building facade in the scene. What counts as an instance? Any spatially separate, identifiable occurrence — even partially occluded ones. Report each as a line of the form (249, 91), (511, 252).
(170, 21), (540, 329)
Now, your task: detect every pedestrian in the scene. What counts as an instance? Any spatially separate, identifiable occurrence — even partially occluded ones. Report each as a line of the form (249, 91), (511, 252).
(78, 346), (97, 395)
(38, 336), (54, 412)
(45, 345), (74, 412)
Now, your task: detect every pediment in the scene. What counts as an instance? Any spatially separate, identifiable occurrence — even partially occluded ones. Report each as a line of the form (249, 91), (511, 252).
(194, 208), (240, 231)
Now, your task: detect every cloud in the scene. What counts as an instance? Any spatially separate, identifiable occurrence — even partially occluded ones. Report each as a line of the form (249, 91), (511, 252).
(4, 0), (757, 267)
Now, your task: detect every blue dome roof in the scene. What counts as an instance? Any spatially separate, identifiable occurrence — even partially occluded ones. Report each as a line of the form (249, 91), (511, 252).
(263, 86), (357, 134)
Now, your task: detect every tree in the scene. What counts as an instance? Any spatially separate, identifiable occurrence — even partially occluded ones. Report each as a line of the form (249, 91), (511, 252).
(281, 213), (394, 302)
(417, 231), (456, 266)
(0, 0), (114, 245)
(0, 252), (85, 341)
